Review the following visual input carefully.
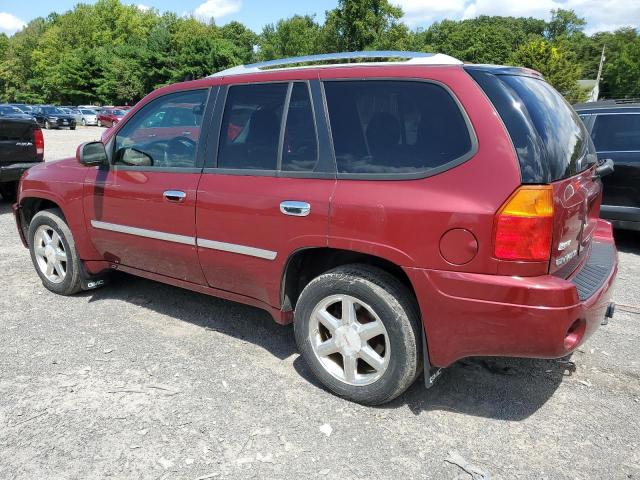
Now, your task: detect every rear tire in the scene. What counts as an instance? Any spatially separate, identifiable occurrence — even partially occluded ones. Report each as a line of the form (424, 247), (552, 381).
(28, 209), (83, 296)
(294, 264), (423, 405)
(70, 126), (76, 130)
(0, 181), (17, 202)
(97, 119), (102, 127)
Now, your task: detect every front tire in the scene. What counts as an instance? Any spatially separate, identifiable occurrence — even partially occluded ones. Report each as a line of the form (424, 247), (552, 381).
(81, 119), (86, 126)
(294, 264), (423, 405)
(28, 209), (83, 295)
(45, 120), (51, 130)
(97, 119), (102, 127)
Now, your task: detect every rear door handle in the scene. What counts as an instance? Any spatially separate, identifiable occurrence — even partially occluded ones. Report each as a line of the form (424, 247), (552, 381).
(164, 190), (186, 203)
(280, 201), (311, 217)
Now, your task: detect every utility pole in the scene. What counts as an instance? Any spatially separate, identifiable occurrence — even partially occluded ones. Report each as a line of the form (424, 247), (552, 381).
(589, 45), (606, 102)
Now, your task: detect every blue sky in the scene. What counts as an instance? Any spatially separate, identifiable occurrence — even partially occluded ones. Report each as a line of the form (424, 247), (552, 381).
(1, 0), (639, 36)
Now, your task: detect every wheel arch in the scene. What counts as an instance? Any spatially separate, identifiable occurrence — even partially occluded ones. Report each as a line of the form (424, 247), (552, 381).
(280, 247), (417, 312)
(18, 195), (67, 245)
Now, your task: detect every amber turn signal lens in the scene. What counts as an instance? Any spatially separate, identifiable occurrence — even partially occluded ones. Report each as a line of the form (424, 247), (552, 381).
(494, 186), (554, 261)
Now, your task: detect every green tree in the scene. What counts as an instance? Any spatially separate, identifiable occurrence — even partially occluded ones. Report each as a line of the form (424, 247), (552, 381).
(420, 16), (545, 64)
(259, 15), (321, 60)
(221, 21), (258, 63)
(320, 0), (405, 52)
(546, 9), (586, 41)
(509, 38), (585, 102)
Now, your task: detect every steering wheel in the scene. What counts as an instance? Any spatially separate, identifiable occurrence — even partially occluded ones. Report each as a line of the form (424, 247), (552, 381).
(168, 136), (197, 155)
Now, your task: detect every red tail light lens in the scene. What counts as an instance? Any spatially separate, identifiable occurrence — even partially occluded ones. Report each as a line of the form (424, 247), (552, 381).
(34, 127), (44, 157)
(494, 186), (554, 261)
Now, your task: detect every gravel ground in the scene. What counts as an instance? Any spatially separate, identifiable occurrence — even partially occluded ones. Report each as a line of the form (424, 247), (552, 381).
(0, 128), (639, 479)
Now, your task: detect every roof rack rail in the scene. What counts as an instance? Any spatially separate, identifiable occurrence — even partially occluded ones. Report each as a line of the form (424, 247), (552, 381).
(209, 50), (462, 77)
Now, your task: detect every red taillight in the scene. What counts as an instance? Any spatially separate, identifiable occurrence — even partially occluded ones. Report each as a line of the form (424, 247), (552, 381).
(34, 127), (44, 157)
(494, 186), (554, 261)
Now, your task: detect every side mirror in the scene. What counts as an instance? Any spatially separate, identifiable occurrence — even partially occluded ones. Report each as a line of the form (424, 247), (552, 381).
(77, 141), (108, 166)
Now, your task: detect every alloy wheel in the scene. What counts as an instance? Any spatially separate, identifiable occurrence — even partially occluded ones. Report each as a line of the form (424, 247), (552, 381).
(33, 225), (68, 284)
(308, 294), (390, 386)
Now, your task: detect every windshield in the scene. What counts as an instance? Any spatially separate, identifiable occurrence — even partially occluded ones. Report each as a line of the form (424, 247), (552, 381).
(466, 68), (595, 183)
(43, 107), (64, 115)
(81, 109), (95, 114)
(0, 106), (22, 114)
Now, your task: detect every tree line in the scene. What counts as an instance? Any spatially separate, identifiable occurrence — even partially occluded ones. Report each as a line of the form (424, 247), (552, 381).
(0, 0), (638, 105)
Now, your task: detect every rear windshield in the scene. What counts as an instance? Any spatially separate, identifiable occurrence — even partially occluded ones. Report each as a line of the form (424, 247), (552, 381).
(467, 68), (594, 183)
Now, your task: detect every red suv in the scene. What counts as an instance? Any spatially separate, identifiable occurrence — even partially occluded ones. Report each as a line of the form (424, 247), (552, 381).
(13, 52), (618, 405)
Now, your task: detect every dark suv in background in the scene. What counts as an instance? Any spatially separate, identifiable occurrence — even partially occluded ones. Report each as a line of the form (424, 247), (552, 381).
(575, 101), (640, 231)
(32, 105), (77, 130)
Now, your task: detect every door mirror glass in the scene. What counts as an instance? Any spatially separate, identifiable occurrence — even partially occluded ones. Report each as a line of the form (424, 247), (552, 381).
(119, 147), (154, 167)
(78, 141), (108, 166)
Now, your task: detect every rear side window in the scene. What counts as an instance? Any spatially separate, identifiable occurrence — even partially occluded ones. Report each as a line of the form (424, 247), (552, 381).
(218, 83), (288, 170)
(467, 68), (594, 183)
(591, 114), (640, 152)
(323, 81), (473, 175)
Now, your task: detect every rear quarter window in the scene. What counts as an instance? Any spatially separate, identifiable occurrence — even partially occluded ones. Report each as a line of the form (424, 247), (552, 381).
(323, 80), (474, 177)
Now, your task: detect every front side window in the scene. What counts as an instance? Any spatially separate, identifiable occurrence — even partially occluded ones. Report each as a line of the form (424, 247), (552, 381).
(114, 89), (208, 169)
(323, 80), (473, 175)
(591, 114), (640, 153)
(218, 83), (288, 170)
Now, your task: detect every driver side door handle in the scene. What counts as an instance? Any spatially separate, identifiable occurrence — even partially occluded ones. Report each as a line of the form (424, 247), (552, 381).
(164, 190), (186, 203)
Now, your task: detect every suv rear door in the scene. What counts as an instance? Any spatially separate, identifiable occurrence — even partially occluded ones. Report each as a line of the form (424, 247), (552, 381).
(195, 78), (336, 308)
(83, 88), (212, 283)
(466, 68), (599, 275)
(589, 112), (640, 215)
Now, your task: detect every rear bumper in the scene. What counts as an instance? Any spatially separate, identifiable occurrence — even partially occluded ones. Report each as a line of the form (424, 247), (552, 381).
(406, 220), (618, 367)
(0, 163), (38, 183)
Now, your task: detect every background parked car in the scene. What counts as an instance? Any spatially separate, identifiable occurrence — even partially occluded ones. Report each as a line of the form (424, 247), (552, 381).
(60, 107), (84, 124)
(97, 108), (126, 127)
(77, 108), (98, 126)
(31, 106), (76, 130)
(575, 101), (640, 231)
(0, 104), (34, 120)
(0, 116), (43, 201)
(10, 103), (33, 114)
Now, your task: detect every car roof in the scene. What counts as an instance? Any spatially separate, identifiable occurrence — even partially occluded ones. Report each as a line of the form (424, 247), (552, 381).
(574, 101), (640, 114)
(208, 51), (463, 79)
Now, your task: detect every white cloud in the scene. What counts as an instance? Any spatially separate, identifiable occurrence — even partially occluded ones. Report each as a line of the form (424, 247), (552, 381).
(394, 0), (640, 33)
(0, 12), (26, 35)
(136, 4), (151, 12)
(194, 0), (242, 20)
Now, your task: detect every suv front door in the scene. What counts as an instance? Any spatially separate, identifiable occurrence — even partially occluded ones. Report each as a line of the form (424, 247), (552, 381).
(83, 88), (213, 284)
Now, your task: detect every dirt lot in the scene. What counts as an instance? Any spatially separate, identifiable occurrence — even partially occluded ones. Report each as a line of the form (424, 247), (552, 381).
(0, 128), (639, 479)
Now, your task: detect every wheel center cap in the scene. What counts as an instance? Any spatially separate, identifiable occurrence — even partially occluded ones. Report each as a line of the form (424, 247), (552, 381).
(44, 245), (55, 259)
(334, 325), (362, 356)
